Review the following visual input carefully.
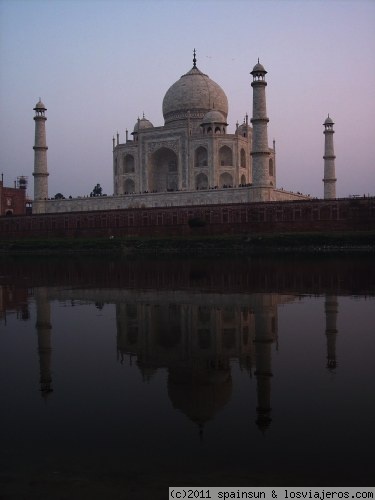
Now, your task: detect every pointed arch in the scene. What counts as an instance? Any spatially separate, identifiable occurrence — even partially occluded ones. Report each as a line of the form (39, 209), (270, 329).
(149, 147), (179, 192)
(219, 145), (233, 166)
(196, 173), (208, 189)
(124, 178), (135, 193)
(124, 154), (135, 173)
(219, 172), (233, 187)
(269, 158), (274, 176)
(195, 146), (208, 168)
(240, 148), (246, 168)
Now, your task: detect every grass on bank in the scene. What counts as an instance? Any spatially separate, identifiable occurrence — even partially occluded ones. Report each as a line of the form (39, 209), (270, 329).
(0, 231), (374, 254)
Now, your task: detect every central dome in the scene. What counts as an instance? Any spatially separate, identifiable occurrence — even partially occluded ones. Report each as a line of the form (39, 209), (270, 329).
(162, 65), (228, 126)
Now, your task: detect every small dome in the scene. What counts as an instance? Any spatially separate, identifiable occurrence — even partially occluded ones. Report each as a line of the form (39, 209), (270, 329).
(201, 109), (227, 125)
(236, 121), (250, 135)
(324, 115), (334, 125)
(238, 120), (249, 130)
(34, 99), (46, 110)
(132, 116), (154, 133)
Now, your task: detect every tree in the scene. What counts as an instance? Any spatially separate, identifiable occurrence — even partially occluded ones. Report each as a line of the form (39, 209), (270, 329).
(54, 193), (64, 199)
(90, 183), (102, 197)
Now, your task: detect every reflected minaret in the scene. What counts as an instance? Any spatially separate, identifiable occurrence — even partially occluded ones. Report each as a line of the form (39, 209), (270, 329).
(35, 288), (53, 398)
(253, 296), (277, 432)
(325, 295), (338, 371)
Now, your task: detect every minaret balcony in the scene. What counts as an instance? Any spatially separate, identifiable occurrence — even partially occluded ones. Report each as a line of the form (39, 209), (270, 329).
(251, 150), (271, 156)
(250, 117), (269, 124)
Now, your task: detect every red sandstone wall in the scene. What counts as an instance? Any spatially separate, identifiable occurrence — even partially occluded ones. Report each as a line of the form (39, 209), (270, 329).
(0, 198), (374, 239)
(0, 184), (26, 216)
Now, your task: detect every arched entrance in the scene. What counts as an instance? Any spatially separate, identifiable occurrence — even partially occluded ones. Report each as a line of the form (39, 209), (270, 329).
(240, 148), (246, 168)
(219, 145), (233, 166)
(124, 154), (135, 173)
(269, 158), (274, 176)
(124, 178), (135, 193)
(219, 172), (233, 188)
(196, 173), (208, 189)
(149, 147), (178, 192)
(195, 146), (208, 168)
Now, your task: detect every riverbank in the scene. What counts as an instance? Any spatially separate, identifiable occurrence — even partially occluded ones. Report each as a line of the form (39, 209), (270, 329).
(0, 231), (374, 255)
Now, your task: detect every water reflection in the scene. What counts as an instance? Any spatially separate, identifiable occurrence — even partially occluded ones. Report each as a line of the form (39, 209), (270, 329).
(35, 288), (53, 398)
(325, 295), (338, 370)
(26, 285), (342, 432)
(1, 255), (374, 491)
(115, 293), (284, 432)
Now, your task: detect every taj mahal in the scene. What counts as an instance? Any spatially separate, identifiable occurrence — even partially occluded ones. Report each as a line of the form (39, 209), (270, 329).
(32, 51), (337, 215)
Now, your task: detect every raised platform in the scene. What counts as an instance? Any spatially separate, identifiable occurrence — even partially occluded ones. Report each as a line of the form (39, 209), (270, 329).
(32, 186), (309, 214)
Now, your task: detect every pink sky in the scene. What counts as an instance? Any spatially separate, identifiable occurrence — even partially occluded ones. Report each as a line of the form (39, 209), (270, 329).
(0, 0), (374, 199)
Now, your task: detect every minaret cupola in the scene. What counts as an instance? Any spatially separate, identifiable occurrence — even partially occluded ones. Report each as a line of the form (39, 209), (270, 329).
(251, 60), (267, 81)
(34, 99), (47, 116)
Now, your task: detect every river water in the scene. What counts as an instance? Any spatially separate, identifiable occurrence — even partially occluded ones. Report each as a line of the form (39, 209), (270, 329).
(0, 254), (374, 499)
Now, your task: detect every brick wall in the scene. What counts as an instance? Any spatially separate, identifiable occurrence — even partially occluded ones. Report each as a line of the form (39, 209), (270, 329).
(0, 197), (374, 239)
(0, 182), (26, 216)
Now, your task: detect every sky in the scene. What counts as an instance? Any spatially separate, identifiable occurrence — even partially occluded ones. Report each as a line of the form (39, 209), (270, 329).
(0, 0), (374, 199)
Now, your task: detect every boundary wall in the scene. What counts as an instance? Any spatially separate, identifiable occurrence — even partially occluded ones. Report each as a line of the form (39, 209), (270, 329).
(0, 197), (374, 240)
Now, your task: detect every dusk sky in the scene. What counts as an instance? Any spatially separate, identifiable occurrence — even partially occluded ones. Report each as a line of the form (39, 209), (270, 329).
(0, 0), (374, 199)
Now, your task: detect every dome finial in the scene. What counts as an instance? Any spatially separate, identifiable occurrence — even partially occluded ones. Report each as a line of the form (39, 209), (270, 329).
(193, 48), (197, 68)
(258, 57), (259, 64)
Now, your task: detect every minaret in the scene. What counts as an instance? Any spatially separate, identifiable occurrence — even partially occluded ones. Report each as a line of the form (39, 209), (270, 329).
(323, 115), (336, 199)
(32, 99), (49, 208)
(251, 60), (271, 201)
